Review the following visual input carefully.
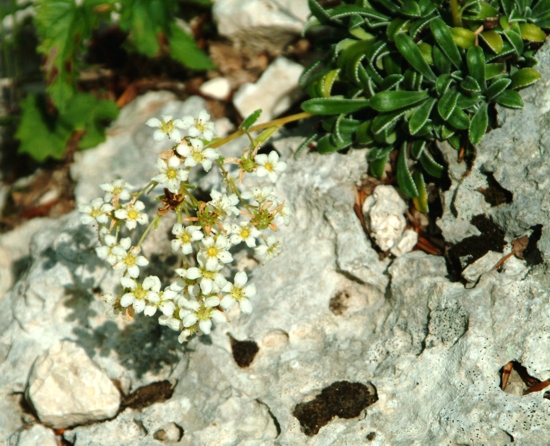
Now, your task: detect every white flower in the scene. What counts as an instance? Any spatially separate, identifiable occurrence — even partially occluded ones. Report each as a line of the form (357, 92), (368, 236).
(241, 186), (275, 204)
(178, 328), (194, 343)
(101, 293), (117, 305)
(221, 271), (256, 314)
(171, 223), (204, 255)
(201, 235), (233, 271)
(158, 315), (182, 331)
(96, 234), (122, 265)
(273, 201), (292, 226)
(120, 275), (161, 314)
(114, 200), (148, 230)
(179, 110), (215, 141)
(255, 236), (282, 264)
(209, 190), (239, 218)
(78, 198), (114, 225)
(182, 296), (225, 335)
(229, 222), (261, 247)
(146, 115), (184, 142)
(144, 286), (177, 317)
(185, 253), (228, 294)
(176, 138), (218, 172)
(152, 155), (189, 192)
(112, 240), (149, 278)
(100, 179), (133, 203)
(255, 151), (287, 182)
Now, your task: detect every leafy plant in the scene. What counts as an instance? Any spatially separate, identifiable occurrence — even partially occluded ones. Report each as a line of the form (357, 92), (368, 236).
(300, 0), (549, 211)
(13, 0), (214, 162)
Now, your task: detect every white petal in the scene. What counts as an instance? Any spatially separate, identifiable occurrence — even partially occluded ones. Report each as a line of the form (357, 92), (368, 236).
(133, 299), (146, 313)
(183, 314), (198, 327)
(120, 293), (135, 307)
(199, 319), (212, 334)
(205, 296), (220, 307)
(120, 277), (137, 289)
(153, 130), (166, 141)
(220, 295), (235, 310)
(217, 251), (233, 264)
(146, 117), (162, 127)
(144, 306), (157, 316)
(234, 271), (248, 287)
(200, 278), (213, 295)
(128, 265), (140, 278)
(239, 298), (253, 314)
(255, 154), (267, 165)
(186, 267), (201, 280)
(243, 283), (257, 298)
(211, 310), (226, 324)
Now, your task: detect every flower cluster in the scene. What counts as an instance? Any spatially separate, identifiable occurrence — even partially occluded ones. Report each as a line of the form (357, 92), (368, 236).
(79, 110), (290, 342)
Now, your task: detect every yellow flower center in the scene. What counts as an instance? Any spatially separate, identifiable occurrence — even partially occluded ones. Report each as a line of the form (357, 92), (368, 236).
(181, 233), (191, 243)
(91, 208), (102, 218)
(125, 255), (136, 266)
(197, 306), (211, 320)
(135, 288), (146, 299)
(207, 247), (218, 258)
(128, 210), (138, 220)
(240, 228), (250, 239)
(265, 162), (274, 172)
(193, 151), (203, 162)
(231, 288), (243, 301)
(195, 121), (205, 132)
(202, 270), (214, 279)
(161, 120), (174, 134)
(166, 168), (177, 179)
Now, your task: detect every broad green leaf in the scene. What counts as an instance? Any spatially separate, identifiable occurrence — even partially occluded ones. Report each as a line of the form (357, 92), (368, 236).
(381, 74), (405, 90)
(373, 127), (398, 144)
(301, 98), (371, 114)
(409, 97), (436, 135)
(510, 68), (542, 89)
(240, 109), (262, 131)
(499, 0), (514, 15)
(495, 89), (524, 108)
(307, 0), (331, 23)
(418, 42), (434, 65)
(486, 63), (506, 80)
(367, 146), (393, 161)
(503, 29), (524, 55)
(420, 149), (444, 178)
(412, 170), (429, 213)
(519, 23), (547, 42)
(430, 18), (462, 69)
(486, 78), (512, 101)
(464, 2), (499, 19)
(356, 120), (374, 144)
(387, 18), (410, 41)
(169, 23), (215, 70)
(369, 154), (388, 178)
(450, 27), (476, 48)
(372, 109), (409, 134)
(469, 103), (488, 145)
(436, 74), (453, 96)
(370, 90), (429, 111)
(327, 4), (390, 21)
(447, 107), (469, 130)
(433, 44), (452, 74)
(438, 89), (460, 120)
(317, 134), (347, 153)
(401, 0), (421, 16)
(321, 69), (340, 97)
(460, 75), (481, 92)
(457, 92), (482, 108)
(410, 139), (426, 159)
(418, 0), (437, 15)
(349, 27), (376, 40)
(441, 123), (455, 139)
(532, 0), (550, 17)
(409, 15), (437, 38)
(397, 142), (418, 198)
(339, 39), (375, 84)
(15, 94), (73, 161)
(395, 33), (437, 81)
(480, 31), (503, 53)
(466, 46), (486, 91)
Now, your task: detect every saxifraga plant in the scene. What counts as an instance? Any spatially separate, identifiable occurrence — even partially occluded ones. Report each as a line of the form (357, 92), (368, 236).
(300, 0), (550, 211)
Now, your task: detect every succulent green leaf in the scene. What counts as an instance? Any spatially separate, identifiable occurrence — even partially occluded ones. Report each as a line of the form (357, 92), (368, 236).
(436, 74), (453, 96)
(486, 77), (512, 101)
(447, 107), (470, 130)
(466, 46), (486, 91)
(381, 74), (405, 90)
(485, 63), (506, 80)
(420, 149), (444, 178)
(340, 39), (375, 84)
(457, 92), (482, 108)
(409, 15), (437, 39)
(438, 89), (460, 120)
(356, 120), (375, 144)
(503, 29), (524, 55)
(465, 2), (499, 19)
(397, 143), (419, 198)
(532, 0), (550, 17)
(510, 68), (542, 89)
(418, 0), (437, 15)
(450, 27), (476, 48)
(401, 0), (422, 16)
(460, 75), (481, 92)
(301, 98), (371, 114)
(367, 146), (394, 161)
(328, 4), (390, 21)
(369, 154), (389, 178)
(294, 133), (319, 159)
(409, 97), (437, 135)
(495, 89), (524, 108)
(433, 43), (452, 74)
(418, 42), (434, 65)
(499, 0), (514, 15)
(168, 23), (215, 70)
(300, 59), (323, 88)
(441, 123), (455, 139)
(412, 170), (429, 213)
(372, 109), (409, 134)
(430, 18), (462, 69)
(387, 18), (410, 41)
(395, 33), (437, 81)
(469, 103), (488, 145)
(480, 31), (503, 53)
(370, 90), (429, 111)
(308, 0), (331, 23)
(240, 109), (262, 131)
(519, 23), (547, 42)
(410, 139), (427, 159)
(317, 133), (352, 153)
(321, 69), (340, 97)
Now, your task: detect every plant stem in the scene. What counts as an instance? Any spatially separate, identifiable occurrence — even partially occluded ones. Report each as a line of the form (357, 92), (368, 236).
(137, 215), (161, 247)
(450, 0), (462, 27)
(206, 111), (313, 149)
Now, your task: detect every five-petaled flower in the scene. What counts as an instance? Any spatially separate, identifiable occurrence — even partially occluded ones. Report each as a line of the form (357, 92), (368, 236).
(79, 198), (114, 225)
(171, 224), (204, 254)
(221, 271), (256, 314)
(146, 115), (184, 142)
(179, 110), (215, 141)
(254, 151), (287, 182)
(152, 155), (189, 192)
(177, 138), (218, 172)
(115, 200), (148, 230)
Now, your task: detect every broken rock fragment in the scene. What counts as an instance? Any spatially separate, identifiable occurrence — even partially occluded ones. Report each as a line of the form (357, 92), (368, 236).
(26, 341), (120, 429)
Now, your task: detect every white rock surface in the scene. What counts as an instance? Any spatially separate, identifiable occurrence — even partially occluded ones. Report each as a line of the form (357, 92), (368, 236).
(461, 250), (503, 286)
(15, 424), (57, 446)
(26, 341), (120, 428)
(213, 0), (309, 52)
(390, 228), (418, 257)
(233, 56), (304, 123)
(363, 185), (409, 252)
(200, 77), (231, 101)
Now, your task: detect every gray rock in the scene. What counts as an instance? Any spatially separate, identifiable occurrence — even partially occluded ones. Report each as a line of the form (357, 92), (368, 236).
(213, 0), (309, 52)
(15, 424), (57, 446)
(26, 341), (120, 428)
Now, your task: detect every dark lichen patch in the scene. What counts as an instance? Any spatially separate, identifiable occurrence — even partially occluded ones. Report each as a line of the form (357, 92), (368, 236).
(121, 380), (175, 411)
(293, 381), (378, 436)
(329, 290), (351, 315)
(366, 432), (377, 441)
(229, 335), (259, 368)
(478, 172), (513, 206)
(446, 214), (506, 276)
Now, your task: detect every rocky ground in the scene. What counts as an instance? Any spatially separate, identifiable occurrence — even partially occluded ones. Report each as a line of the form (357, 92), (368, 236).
(2, 0), (550, 445)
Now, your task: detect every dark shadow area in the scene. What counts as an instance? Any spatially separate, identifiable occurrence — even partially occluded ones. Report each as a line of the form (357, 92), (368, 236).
(229, 334), (259, 368)
(478, 171), (514, 206)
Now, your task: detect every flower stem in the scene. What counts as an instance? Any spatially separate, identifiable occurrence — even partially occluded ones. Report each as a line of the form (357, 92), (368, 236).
(137, 215), (161, 247)
(450, 0), (461, 26)
(206, 111), (313, 149)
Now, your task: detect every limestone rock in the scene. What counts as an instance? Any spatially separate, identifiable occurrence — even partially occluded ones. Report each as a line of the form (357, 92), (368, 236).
(233, 56), (303, 124)
(26, 341), (120, 429)
(213, 0), (309, 52)
(200, 77), (231, 101)
(15, 424), (57, 446)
